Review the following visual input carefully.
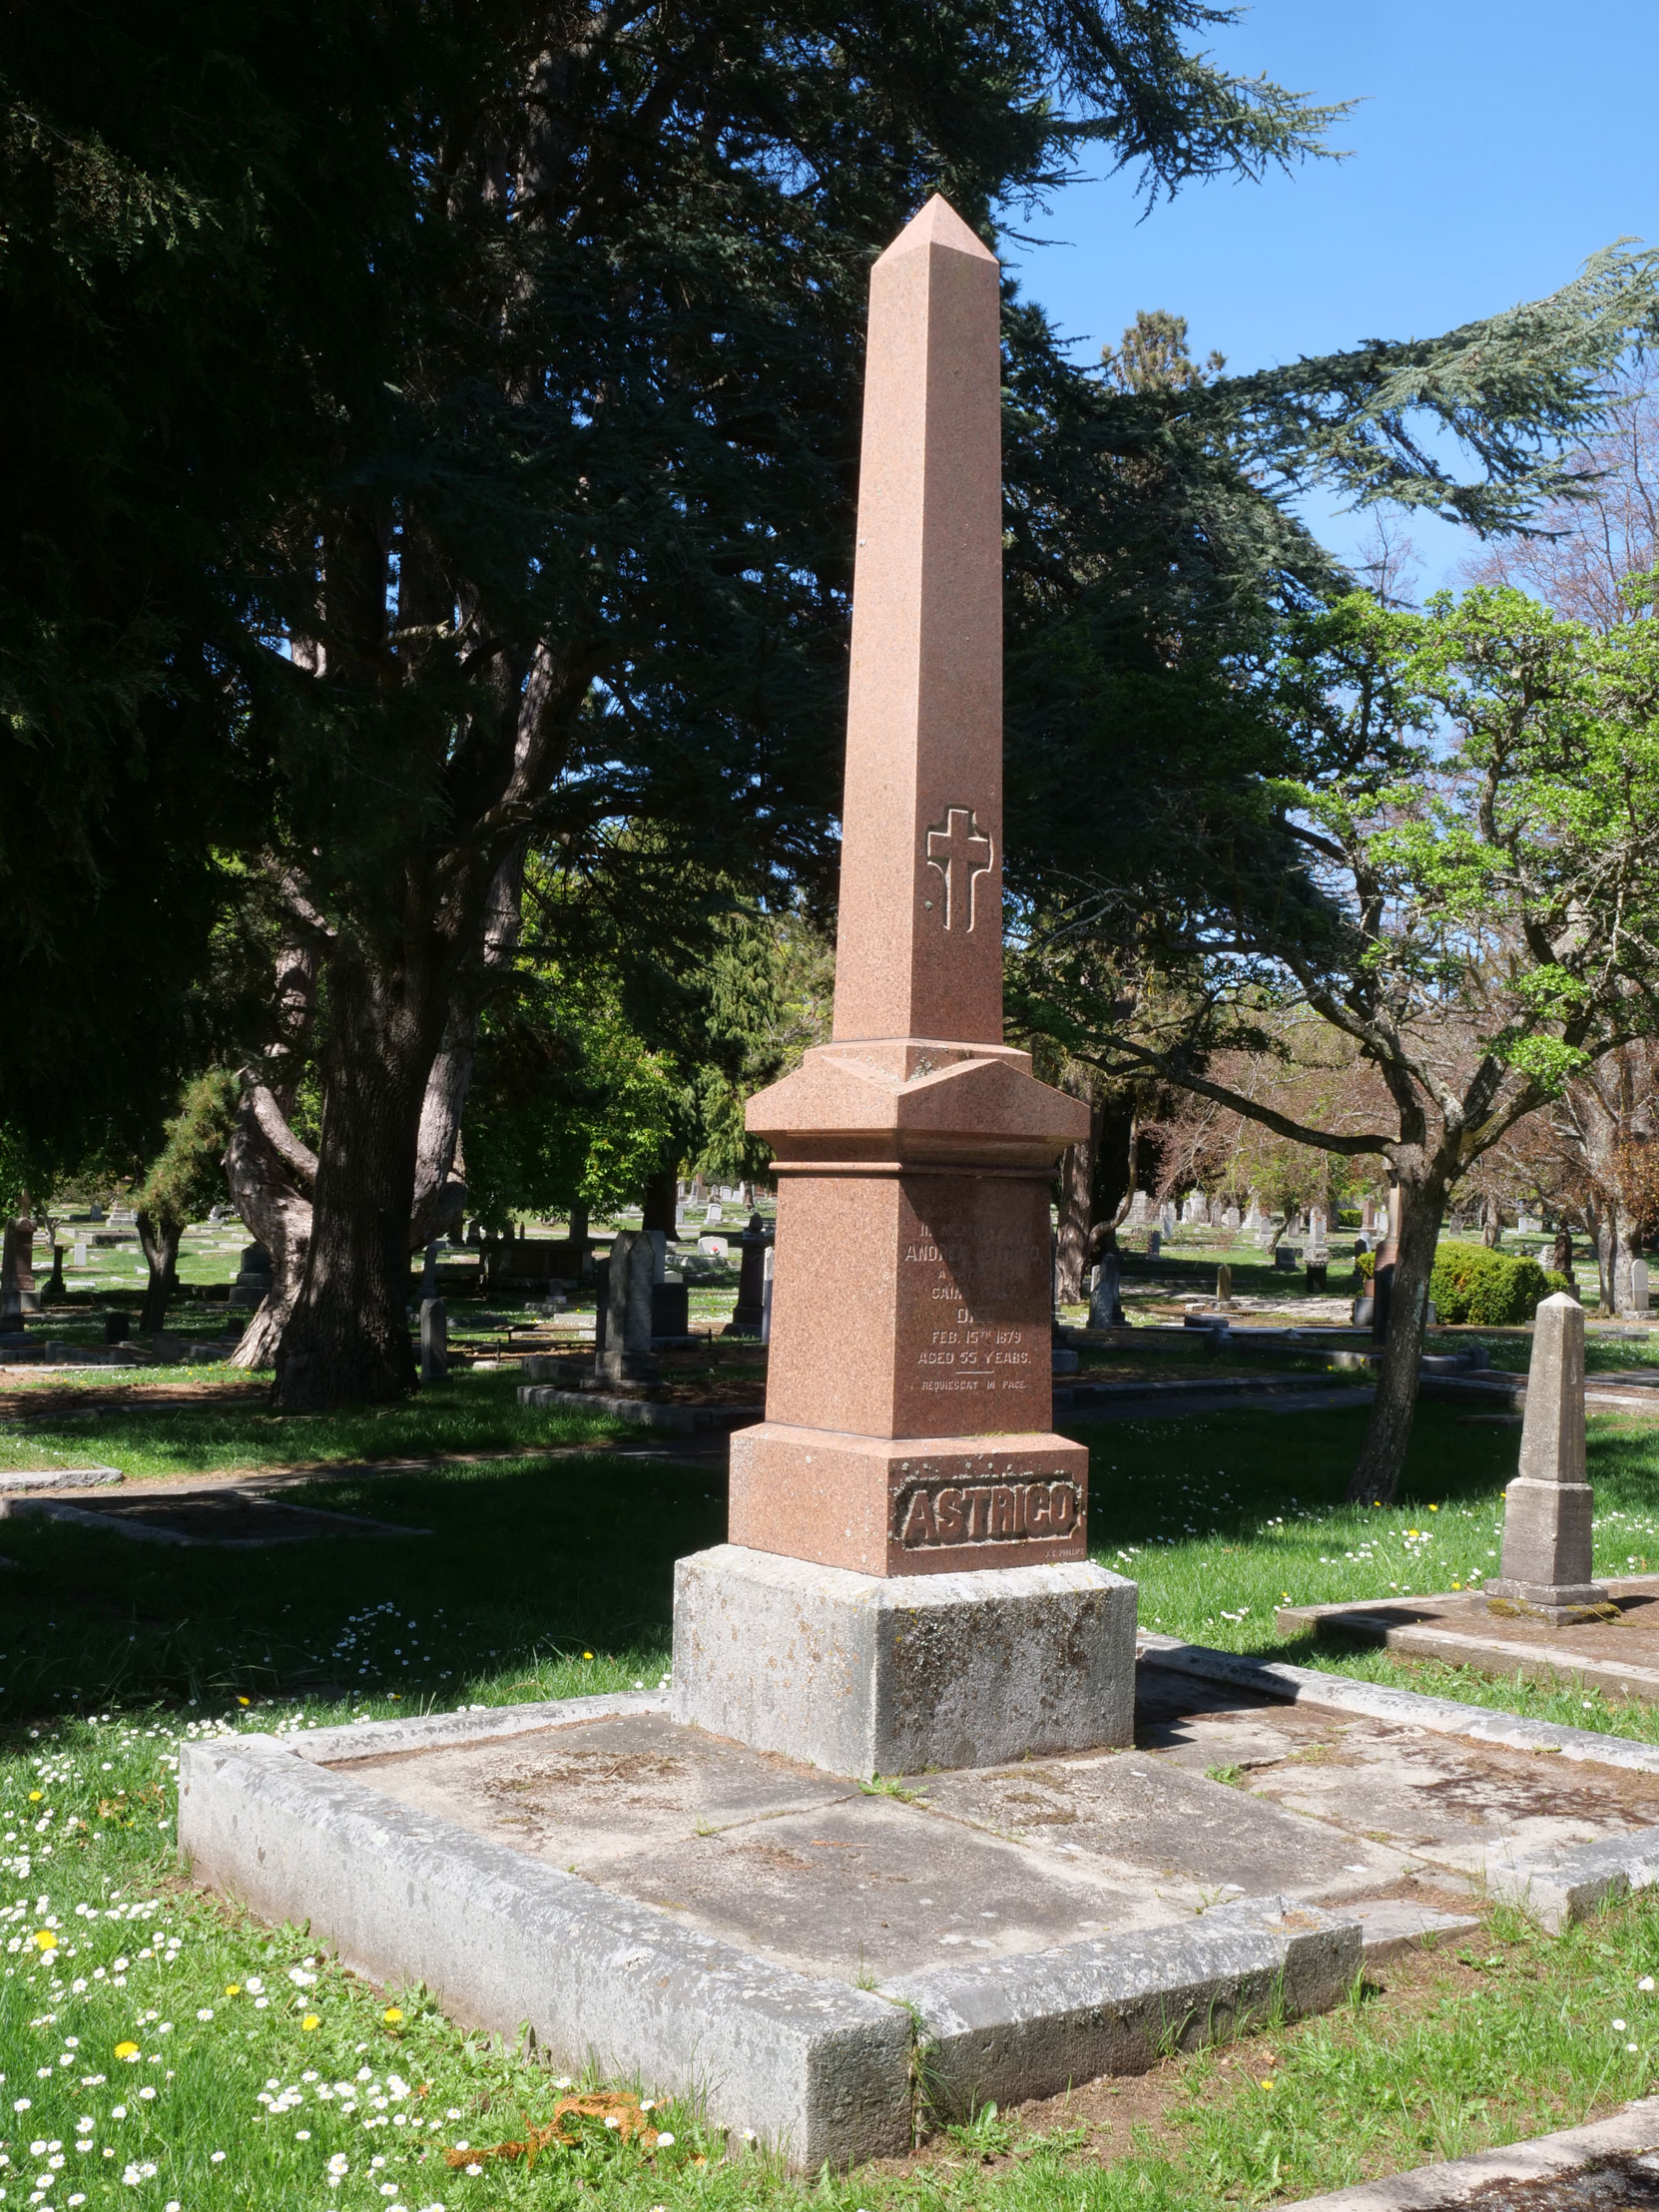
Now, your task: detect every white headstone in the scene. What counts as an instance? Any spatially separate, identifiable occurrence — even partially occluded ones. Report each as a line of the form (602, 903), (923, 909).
(705, 1199), (724, 1226)
(1633, 1259), (1650, 1315)
(759, 1248), (776, 1345)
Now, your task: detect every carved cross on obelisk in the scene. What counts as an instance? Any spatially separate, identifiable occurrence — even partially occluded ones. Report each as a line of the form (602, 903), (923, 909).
(924, 807), (995, 933)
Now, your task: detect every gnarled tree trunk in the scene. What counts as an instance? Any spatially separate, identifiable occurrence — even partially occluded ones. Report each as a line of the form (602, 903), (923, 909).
(1054, 1074), (1103, 1304)
(273, 937), (439, 1408)
(225, 1079), (317, 1368)
(1348, 1153), (1449, 1504)
(135, 1211), (182, 1335)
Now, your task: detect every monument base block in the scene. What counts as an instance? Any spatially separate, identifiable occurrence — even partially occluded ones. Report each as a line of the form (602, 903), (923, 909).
(672, 1542), (1135, 1780)
(1482, 1578), (1617, 1627)
(729, 1421), (1089, 1576)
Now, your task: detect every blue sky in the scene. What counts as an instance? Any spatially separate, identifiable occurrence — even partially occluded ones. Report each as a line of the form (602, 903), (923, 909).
(1009, 0), (1659, 591)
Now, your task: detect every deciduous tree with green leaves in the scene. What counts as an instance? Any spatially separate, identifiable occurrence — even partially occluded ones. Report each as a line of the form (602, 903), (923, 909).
(1032, 581), (1659, 1502)
(133, 1071), (239, 1333)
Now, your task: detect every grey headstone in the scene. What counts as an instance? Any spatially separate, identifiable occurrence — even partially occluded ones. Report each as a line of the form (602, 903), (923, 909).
(593, 1230), (659, 1384)
(1484, 1293), (1609, 1621)
(1088, 1244), (1124, 1329)
(420, 1298), (448, 1382)
(729, 1214), (772, 1336)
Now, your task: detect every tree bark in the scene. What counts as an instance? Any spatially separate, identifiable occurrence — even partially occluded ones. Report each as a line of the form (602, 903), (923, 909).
(1055, 1078), (1102, 1304)
(224, 1079), (316, 1368)
(272, 940), (441, 1409)
(1348, 1156), (1448, 1504)
(135, 1211), (182, 1335)
(641, 1167), (679, 1238)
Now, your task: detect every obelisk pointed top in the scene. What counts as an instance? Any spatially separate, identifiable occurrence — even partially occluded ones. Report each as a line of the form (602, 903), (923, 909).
(832, 188), (1004, 1045)
(876, 194), (998, 269)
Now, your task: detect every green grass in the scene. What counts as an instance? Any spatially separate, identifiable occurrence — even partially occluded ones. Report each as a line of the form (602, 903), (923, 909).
(1081, 1393), (1659, 1740)
(7, 1383), (1659, 2203)
(0, 1371), (640, 1480)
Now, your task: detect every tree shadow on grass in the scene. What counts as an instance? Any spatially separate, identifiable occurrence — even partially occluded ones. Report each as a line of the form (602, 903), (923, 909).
(0, 1451), (729, 1730)
(1070, 1398), (1537, 1551)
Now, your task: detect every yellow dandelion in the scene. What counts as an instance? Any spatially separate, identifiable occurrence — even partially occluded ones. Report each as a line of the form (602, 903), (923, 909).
(28, 1790), (43, 1802)
(1262, 2075), (1276, 2090)
(225, 1984), (242, 1997)
(33, 1929), (57, 1949)
(582, 1651), (594, 1660)
(237, 1696), (251, 1707)
(1428, 1503), (1438, 1512)
(382, 2006), (404, 2025)
(301, 2014), (320, 2031)
(114, 2041), (140, 2060)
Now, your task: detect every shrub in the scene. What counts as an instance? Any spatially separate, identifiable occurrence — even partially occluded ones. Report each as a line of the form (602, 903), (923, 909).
(1430, 1244), (1560, 1326)
(1354, 1248), (1376, 1283)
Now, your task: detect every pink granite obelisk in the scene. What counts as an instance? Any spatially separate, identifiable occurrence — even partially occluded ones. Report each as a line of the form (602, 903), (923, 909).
(726, 198), (1091, 1577)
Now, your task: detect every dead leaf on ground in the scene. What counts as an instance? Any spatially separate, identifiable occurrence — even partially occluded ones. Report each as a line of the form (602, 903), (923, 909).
(444, 2090), (660, 2168)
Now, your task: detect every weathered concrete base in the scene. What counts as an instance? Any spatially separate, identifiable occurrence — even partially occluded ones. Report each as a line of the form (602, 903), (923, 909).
(179, 1700), (910, 2169)
(1485, 1825), (1659, 1933)
(1276, 1583), (1659, 1703)
(1482, 1574), (1616, 1625)
(1139, 1630), (1659, 1776)
(179, 1696), (1357, 2164)
(180, 1654), (1659, 2166)
(891, 1894), (1359, 2119)
(1285, 2094), (1659, 2209)
(672, 1543), (1136, 1778)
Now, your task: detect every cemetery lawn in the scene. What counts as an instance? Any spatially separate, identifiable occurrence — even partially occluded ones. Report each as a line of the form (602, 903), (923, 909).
(7, 1398), (1659, 2204)
(1088, 1394), (1659, 1745)
(0, 1371), (639, 1480)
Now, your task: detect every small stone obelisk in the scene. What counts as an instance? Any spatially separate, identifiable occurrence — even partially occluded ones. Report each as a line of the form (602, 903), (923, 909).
(1483, 1292), (1612, 1624)
(671, 198), (1135, 1781)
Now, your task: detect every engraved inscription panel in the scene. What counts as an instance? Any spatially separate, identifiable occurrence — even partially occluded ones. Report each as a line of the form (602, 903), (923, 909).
(893, 1472), (1081, 1555)
(893, 1177), (1052, 1438)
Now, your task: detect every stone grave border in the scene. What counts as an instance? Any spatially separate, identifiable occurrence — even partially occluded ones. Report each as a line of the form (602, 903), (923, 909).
(178, 1689), (1358, 2165)
(1274, 1577), (1659, 1706)
(1283, 2093), (1659, 2209)
(181, 1655), (1659, 2162)
(1139, 1633), (1659, 1929)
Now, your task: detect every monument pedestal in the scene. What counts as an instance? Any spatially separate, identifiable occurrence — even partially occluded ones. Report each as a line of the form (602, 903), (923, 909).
(673, 1543), (1135, 1780)
(1483, 1296), (1613, 1625)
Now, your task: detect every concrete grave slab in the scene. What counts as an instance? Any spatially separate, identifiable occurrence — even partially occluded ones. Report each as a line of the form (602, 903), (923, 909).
(4, 1489), (429, 1546)
(920, 1751), (1415, 1904)
(346, 1710), (848, 1865)
(181, 1655), (1659, 2164)
(1241, 1721), (1659, 1872)
(1345, 1900), (1482, 1959)
(1277, 1579), (1659, 1706)
(0, 1464), (122, 1492)
(589, 1791), (1182, 1982)
(1137, 1635), (1659, 1778)
(1484, 1826), (1659, 1933)
(889, 1893), (1360, 2119)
